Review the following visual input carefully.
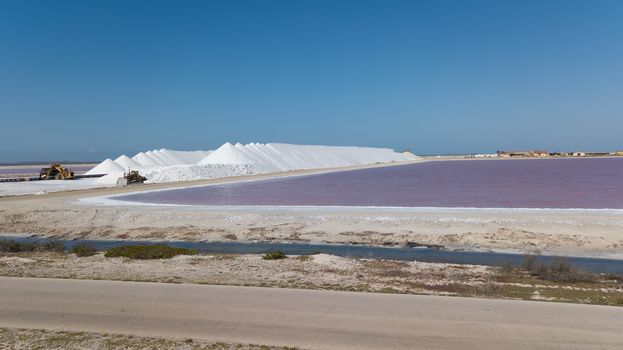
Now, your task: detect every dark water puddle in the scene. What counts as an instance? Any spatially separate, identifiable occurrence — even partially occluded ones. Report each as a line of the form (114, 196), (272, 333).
(3, 235), (622, 274)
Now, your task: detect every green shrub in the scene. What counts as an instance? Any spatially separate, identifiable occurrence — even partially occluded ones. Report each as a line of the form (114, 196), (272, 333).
(262, 251), (287, 260)
(104, 244), (197, 259)
(71, 244), (97, 257)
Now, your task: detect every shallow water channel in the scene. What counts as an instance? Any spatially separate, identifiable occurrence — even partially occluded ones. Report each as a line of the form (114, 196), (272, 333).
(3, 235), (623, 274)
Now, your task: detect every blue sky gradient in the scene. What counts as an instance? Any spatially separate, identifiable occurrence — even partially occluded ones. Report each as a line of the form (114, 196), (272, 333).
(1, 0), (622, 161)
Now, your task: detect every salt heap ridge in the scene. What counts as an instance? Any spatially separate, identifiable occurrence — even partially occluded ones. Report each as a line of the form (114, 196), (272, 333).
(114, 155), (141, 169)
(88, 143), (418, 184)
(199, 143), (416, 172)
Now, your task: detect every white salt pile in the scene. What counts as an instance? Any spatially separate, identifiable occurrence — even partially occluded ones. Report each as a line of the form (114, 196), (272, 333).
(142, 164), (257, 183)
(131, 149), (212, 166)
(199, 142), (415, 172)
(114, 155), (141, 169)
(87, 143), (419, 185)
(86, 159), (126, 175)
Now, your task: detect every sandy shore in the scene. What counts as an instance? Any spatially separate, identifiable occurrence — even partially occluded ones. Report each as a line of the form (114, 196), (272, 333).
(1, 160), (622, 259)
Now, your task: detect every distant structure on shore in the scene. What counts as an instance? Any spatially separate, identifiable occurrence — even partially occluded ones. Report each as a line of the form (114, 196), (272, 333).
(495, 150), (621, 158)
(466, 150), (623, 159)
(497, 150), (548, 158)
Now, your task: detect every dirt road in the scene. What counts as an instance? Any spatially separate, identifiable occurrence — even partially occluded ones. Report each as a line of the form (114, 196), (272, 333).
(0, 277), (621, 349)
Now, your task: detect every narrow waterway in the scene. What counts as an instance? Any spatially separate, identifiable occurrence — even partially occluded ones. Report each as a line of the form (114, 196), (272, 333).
(3, 235), (622, 274)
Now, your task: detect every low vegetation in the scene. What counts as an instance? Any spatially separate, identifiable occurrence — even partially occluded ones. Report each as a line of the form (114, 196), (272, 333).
(520, 255), (598, 283)
(104, 244), (197, 259)
(1, 244), (621, 306)
(262, 251), (287, 260)
(0, 327), (300, 350)
(0, 239), (63, 253)
(70, 244), (97, 257)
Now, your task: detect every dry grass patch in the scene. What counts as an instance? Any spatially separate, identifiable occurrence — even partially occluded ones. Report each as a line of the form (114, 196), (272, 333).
(104, 245), (197, 259)
(0, 327), (300, 350)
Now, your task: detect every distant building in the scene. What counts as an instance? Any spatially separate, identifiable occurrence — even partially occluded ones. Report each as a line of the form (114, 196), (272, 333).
(497, 150), (548, 158)
(533, 150), (549, 157)
(571, 152), (586, 157)
(497, 151), (529, 157)
(616, 151), (623, 157)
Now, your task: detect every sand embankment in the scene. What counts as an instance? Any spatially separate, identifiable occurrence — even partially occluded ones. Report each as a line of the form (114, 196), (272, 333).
(1, 160), (622, 259)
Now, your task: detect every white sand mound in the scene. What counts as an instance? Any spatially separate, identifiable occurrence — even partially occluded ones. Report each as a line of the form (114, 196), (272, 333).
(199, 142), (413, 172)
(199, 142), (262, 166)
(159, 149), (212, 164)
(132, 152), (161, 167)
(114, 155), (141, 169)
(128, 142), (418, 184)
(132, 149), (212, 166)
(402, 151), (420, 160)
(312, 254), (356, 269)
(86, 159), (125, 175)
(95, 172), (125, 185)
(143, 164), (257, 183)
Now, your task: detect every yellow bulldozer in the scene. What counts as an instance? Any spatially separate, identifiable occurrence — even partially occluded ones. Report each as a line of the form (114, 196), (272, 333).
(39, 163), (75, 180)
(116, 170), (147, 187)
(125, 170), (147, 184)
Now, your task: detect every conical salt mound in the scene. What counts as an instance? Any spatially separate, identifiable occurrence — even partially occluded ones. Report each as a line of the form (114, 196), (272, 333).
(132, 152), (160, 166)
(198, 142), (259, 165)
(114, 155), (141, 169)
(86, 159), (125, 175)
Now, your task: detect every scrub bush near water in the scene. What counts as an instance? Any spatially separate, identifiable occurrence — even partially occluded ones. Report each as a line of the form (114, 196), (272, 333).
(262, 251), (287, 260)
(521, 255), (598, 283)
(71, 244), (97, 257)
(104, 244), (197, 259)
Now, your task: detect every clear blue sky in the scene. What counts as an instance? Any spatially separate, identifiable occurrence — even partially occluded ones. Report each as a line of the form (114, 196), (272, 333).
(1, 0), (622, 162)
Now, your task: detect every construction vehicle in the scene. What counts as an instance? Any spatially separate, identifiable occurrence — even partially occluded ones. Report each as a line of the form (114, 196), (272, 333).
(39, 163), (75, 180)
(117, 170), (147, 187)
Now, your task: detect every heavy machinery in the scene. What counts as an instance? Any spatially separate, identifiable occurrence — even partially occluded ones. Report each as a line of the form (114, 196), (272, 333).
(39, 163), (75, 180)
(117, 170), (147, 187)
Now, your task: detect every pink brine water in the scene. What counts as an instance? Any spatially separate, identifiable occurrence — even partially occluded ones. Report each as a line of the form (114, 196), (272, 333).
(116, 158), (623, 209)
